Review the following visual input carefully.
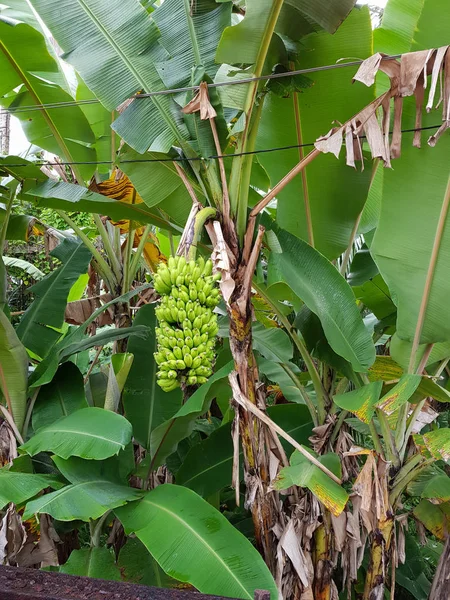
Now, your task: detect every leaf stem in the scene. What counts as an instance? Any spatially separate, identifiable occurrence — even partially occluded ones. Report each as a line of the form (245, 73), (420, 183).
(56, 210), (115, 290)
(252, 281), (327, 423)
(0, 404), (24, 445)
(0, 186), (15, 252)
(129, 224), (152, 281)
(21, 387), (40, 440)
(281, 363), (318, 426)
(187, 207), (216, 261)
(93, 214), (122, 281)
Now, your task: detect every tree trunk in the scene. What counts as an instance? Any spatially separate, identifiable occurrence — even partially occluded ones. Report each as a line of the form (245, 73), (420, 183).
(313, 521), (334, 600)
(429, 534), (450, 600)
(363, 517), (394, 600)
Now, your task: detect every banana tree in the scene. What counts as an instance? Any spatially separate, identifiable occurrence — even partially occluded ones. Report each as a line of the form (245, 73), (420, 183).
(2, 0), (450, 598)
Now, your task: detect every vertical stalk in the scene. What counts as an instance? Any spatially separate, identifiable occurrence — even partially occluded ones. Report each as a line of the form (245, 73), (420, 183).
(0, 186), (15, 251)
(93, 214), (122, 281)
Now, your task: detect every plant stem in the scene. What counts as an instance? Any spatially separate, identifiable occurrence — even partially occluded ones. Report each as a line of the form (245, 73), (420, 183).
(376, 409), (400, 467)
(0, 404), (24, 445)
(93, 214), (122, 281)
(122, 222), (135, 293)
(187, 207), (216, 260)
(252, 281), (328, 422)
(90, 510), (112, 547)
(369, 419), (385, 458)
(281, 363), (318, 426)
(0, 186), (15, 251)
(330, 409), (349, 446)
(21, 387), (40, 440)
(56, 210), (116, 290)
(129, 224), (152, 281)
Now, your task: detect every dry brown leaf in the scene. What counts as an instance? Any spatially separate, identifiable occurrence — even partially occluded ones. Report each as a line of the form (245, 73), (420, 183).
(182, 81), (217, 120)
(211, 220), (235, 304)
(315, 47), (450, 167)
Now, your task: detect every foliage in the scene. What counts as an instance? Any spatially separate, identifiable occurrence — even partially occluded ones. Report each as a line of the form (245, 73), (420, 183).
(1, 0), (450, 599)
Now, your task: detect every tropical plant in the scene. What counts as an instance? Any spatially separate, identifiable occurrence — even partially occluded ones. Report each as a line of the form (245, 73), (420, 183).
(1, 0), (450, 599)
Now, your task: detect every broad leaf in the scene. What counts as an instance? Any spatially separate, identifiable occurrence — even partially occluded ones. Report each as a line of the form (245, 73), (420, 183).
(0, 309), (28, 430)
(413, 500), (450, 541)
(116, 484), (277, 599)
(333, 382), (383, 424)
(150, 362), (234, 469)
(272, 227), (375, 371)
(256, 8), (373, 259)
(118, 537), (177, 587)
(24, 458), (142, 521)
(274, 450), (348, 517)
(60, 547), (120, 580)
(30, 0), (188, 153)
(0, 17), (96, 181)
(252, 322), (293, 363)
(2, 256), (45, 280)
(376, 375), (421, 415)
(32, 362), (88, 432)
(421, 475), (450, 503)
(0, 470), (63, 509)
(176, 403), (313, 498)
(21, 407), (132, 460)
(123, 304), (182, 450)
(258, 359), (305, 404)
(16, 237), (91, 359)
(24, 179), (181, 232)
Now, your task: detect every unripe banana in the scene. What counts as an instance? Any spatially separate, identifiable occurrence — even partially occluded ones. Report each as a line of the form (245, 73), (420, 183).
(154, 255), (220, 391)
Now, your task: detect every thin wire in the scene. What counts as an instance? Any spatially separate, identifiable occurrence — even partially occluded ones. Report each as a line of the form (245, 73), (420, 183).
(6, 54), (402, 115)
(0, 125), (441, 168)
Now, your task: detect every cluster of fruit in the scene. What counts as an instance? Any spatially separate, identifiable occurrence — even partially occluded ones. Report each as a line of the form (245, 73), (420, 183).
(153, 256), (221, 392)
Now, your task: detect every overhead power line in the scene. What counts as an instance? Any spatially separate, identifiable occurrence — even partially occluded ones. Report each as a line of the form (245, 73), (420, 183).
(5, 54), (401, 115)
(1, 125), (441, 169)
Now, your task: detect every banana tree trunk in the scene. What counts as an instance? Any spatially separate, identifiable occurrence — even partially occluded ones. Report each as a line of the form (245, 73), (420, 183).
(429, 534), (450, 600)
(227, 258), (278, 573)
(363, 517), (394, 600)
(313, 521), (334, 600)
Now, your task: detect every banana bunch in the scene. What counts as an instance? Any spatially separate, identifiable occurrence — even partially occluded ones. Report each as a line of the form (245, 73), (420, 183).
(153, 255), (221, 392)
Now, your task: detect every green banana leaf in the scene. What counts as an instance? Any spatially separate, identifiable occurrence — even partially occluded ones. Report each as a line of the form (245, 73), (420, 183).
(2, 256), (45, 280)
(116, 484), (278, 599)
(21, 407), (132, 460)
(0, 469), (64, 509)
(371, 0), (450, 356)
(32, 362), (88, 432)
(150, 362), (234, 469)
(272, 227), (375, 371)
(0, 309), (29, 430)
(255, 8), (373, 259)
(60, 547), (120, 580)
(24, 178), (182, 232)
(122, 304), (182, 450)
(0, 17), (96, 182)
(176, 403), (313, 498)
(16, 237), (91, 359)
(333, 381), (383, 424)
(30, 0), (189, 153)
(23, 455), (142, 521)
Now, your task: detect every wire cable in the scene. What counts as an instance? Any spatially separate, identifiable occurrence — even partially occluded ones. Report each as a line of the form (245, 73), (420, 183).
(0, 125), (441, 169)
(6, 54), (401, 115)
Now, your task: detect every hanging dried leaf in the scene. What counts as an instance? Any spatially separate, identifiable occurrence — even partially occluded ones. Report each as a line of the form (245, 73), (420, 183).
(182, 81), (217, 120)
(315, 47), (450, 167)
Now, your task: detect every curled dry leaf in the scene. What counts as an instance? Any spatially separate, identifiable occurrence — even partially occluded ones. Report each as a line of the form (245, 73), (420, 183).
(315, 47), (450, 167)
(182, 81), (217, 120)
(210, 220), (235, 304)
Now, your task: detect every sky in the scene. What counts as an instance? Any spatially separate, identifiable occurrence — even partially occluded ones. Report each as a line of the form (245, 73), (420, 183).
(8, 0), (389, 156)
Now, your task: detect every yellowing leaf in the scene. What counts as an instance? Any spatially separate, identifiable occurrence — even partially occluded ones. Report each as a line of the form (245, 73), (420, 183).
(274, 451), (348, 517)
(376, 374), (421, 415)
(333, 381), (383, 424)
(413, 500), (450, 540)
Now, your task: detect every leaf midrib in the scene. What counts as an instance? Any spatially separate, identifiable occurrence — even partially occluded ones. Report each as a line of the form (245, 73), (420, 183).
(74, 0), (183, 141)
(140, 497), (253, 599)
(0, 35), (79, 179)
